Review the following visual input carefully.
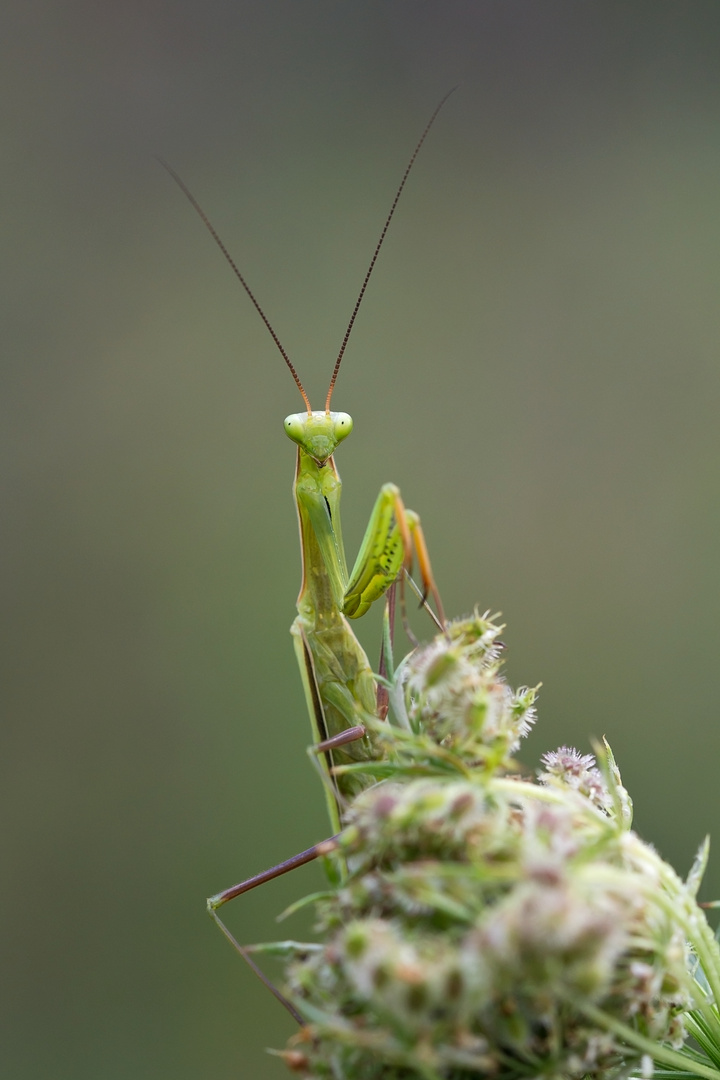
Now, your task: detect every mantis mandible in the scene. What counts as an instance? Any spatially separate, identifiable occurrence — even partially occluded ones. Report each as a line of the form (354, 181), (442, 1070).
(163, 91), (453, 1018)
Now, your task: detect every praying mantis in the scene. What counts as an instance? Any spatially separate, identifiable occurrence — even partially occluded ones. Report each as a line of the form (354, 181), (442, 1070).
(163, 91), (453, 1019)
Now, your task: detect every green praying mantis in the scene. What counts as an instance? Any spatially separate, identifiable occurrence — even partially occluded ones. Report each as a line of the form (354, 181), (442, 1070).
(164, 91), (454, 1020)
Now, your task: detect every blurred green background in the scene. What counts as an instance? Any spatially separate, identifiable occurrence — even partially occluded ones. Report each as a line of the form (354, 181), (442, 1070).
(4, 2), (720, 1077)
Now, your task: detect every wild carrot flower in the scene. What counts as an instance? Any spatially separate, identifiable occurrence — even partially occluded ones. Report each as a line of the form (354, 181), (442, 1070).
(276, 615), (720, 1080)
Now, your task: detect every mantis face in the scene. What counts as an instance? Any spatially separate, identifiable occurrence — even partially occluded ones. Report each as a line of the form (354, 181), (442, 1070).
(284, 410), (353, 465)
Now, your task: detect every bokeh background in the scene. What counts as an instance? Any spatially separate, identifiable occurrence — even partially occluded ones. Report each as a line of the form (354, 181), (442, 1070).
(4, 3), (720, 1077)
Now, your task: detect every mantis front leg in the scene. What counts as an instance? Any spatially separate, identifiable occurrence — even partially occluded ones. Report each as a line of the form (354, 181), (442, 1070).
(344, 483), (445, 627)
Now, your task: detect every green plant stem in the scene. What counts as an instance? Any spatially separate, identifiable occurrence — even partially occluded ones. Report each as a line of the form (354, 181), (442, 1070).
(579, 1001), (720, 1080)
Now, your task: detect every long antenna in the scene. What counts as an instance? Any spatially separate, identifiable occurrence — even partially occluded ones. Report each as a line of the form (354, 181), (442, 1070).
(159, 158), (312, 415)
(324, 87), (457, 413)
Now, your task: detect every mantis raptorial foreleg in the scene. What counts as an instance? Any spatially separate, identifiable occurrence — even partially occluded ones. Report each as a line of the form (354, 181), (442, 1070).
(164, 89), (455, 1017)
(343, 483), (444, 623)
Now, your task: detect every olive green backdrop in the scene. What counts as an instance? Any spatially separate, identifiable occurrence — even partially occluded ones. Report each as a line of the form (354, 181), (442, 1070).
(4, 3), (720, 1077)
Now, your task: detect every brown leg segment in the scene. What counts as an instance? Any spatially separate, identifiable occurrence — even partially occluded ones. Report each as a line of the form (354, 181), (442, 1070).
(207, 836), (339, 1024)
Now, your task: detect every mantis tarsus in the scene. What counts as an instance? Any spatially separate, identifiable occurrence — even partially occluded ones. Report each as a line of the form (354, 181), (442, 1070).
(163, 90), (453, 1020)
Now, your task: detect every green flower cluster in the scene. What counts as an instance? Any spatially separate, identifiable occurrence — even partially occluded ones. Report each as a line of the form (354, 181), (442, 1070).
(396, 613), (537, 771)
(277, 615), (720, 1080)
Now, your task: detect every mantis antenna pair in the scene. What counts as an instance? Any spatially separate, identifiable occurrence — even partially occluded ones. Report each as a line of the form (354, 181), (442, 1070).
(163, 89), (454, 1022)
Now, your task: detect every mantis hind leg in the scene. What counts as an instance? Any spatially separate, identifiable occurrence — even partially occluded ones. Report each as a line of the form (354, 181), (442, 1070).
(207, 836), (340, 1025)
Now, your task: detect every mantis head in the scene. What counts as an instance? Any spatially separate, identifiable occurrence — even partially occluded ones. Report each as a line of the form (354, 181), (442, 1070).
(284, 410), (353, 465)
(162, 91), (453, 458)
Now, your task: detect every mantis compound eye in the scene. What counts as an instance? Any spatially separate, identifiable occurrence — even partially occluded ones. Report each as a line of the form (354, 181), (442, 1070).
(284, 414), (306, 445)
(332, 413), (353, 443)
